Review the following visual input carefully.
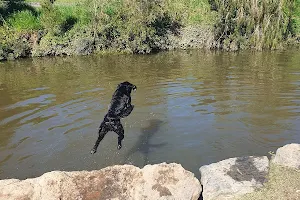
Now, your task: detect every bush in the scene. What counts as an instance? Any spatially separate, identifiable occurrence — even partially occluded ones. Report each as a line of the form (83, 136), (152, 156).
(0, 23), (19, 48)
(81, 0), (183, 53)
(164, 0), (217, 25)
(292, 0), (300, 36)
(40, 0), (64, 32)
(210, 0), (296, 50)
(39, 0), (92, 35)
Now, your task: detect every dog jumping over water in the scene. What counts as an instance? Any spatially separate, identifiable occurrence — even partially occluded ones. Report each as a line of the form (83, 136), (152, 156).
(90, 81), (137, 154)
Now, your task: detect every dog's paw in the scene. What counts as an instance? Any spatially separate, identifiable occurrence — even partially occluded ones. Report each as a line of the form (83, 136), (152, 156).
(117, 144), (122, 150)
(90, 149), (97, 154)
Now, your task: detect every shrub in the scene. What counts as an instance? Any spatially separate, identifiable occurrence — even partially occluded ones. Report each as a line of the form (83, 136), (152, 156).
(40, 0), (64, 32)
(292, 0), (300, 36)
(210, 0), (296, 50)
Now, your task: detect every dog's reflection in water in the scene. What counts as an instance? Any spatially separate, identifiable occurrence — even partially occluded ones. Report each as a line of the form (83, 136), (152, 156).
(125, 119), (167, 165)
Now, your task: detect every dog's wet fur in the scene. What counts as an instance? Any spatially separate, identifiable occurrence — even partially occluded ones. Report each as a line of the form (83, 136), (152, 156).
(90, 81), (137, 154)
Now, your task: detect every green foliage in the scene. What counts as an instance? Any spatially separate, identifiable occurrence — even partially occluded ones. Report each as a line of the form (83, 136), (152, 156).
(7, 10), (42, 32)
(165, 0), (217, 25)
(40, 0), (64, 32)
(0, 21), (31, 61)
(0, 0), (38, 23)
(1, 0), (299, 60)
(39, 0), (92, 35)
(292, 0), (300, 35)
(83, 0), (182, 53)
(210, 0), (296, 50)
(24, 0), (81, 2)
(57, 5), (91, 27)
(0, 23), (18, 48)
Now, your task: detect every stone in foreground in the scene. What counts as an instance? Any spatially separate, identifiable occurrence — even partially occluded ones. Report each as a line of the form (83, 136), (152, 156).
(273, 143), (300, 169)
(200, 156), (269, 200)
(0, 163), (201, 200)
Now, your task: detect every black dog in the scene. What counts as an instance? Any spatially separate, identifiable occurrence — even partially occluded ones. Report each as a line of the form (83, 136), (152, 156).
(90, 81), (137, 154)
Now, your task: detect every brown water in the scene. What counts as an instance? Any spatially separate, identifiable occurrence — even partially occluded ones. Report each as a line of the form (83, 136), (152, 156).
(0, 50), (300, 180)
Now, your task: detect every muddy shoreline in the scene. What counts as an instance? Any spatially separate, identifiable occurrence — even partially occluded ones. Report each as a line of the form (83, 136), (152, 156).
(1, 24), (299, 62)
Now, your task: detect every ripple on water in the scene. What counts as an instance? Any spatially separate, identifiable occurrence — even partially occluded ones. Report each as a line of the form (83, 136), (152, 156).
(0, 50), (300, 179)
(5, 94), (56, 110)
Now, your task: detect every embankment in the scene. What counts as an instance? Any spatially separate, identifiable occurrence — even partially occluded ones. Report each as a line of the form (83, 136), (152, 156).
(1, 0), (299, 61)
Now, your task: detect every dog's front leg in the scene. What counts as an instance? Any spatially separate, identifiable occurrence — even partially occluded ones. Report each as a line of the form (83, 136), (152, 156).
(90, 126), (108, 154)
(120, 105), (134, 118)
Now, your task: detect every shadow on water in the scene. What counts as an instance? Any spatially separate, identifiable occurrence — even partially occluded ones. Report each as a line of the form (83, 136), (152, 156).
(124, 119), (167, 166)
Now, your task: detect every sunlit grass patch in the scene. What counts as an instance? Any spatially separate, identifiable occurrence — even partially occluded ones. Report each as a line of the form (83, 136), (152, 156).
(235, 163), (300, 200)
(7, 10), (42, 32)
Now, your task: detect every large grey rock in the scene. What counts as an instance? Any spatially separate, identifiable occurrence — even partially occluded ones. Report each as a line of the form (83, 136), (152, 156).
(273, 143), (300, 169)
(200, 156), (269, 200)
(0, 163), (201, 200)
(178, 25), (214, 50)
(166, 25), (214, 50)
(74, 38), (94, 55)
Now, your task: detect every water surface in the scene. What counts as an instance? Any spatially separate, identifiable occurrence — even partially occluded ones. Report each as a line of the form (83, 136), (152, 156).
(0, 50), (300, 179)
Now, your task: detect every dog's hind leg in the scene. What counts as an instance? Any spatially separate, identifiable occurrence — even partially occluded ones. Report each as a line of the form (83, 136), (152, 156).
(90, 126), (108, 154)
(114, 121), (124, 150)
(117, 132), (124, 150)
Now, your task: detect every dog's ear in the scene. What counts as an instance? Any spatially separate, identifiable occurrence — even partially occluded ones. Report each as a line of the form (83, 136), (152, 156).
(116, 83), (127, 93)
(117, 83), (123, 89)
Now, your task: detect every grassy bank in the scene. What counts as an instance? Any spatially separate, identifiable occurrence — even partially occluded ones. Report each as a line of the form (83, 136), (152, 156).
(0, 0), (299, 61)
(235, 163), (300, 200)
(211, 0), (300, 50)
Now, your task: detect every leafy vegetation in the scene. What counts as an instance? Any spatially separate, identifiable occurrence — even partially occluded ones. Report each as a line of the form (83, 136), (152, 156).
(210, 0), (298, 50)
(7, 10), (42, 32)
(0, 0), (300, 60)
(293, 0), (300, 36)
(236, 163), (300, 200)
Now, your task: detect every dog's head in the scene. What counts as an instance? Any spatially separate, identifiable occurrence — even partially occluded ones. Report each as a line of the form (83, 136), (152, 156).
(117, 81), (137, 94)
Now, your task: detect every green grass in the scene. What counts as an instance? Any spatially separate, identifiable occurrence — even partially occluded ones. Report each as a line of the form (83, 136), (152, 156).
(1, 0), (299, 57)
(24, 0), (81, 3)
(22, 0), (215, 24)
(58, 5), (91, 26)
(211, 0), (296, 50)
(35, 1), (92, 34)
(7, 10), (42, 32)
(293, 0), (300, 36)
(164, 0), (217, 25)
(235, 163), (300, 200)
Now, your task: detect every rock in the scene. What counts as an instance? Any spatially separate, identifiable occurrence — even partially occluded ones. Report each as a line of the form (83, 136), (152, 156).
(177, 25), (214, 50)
(273, 143), (300, 169)
(0, 163), (201, 200)
(74, 38), (94, 55)
(200, 156), (269, 200)
(6, 53), (15, 61)
(12, 41), (31, 59)
(153, 25), (214, 51)
(0, 47), (5, 61)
